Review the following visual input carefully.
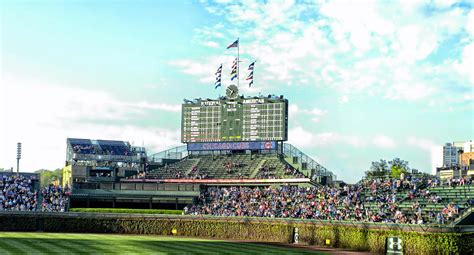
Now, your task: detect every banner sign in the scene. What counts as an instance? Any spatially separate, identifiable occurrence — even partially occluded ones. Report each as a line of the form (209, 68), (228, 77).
(187, 141), (277, 151)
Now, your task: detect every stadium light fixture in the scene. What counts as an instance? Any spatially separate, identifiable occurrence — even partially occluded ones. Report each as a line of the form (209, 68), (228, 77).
(16, 142), (22, 175)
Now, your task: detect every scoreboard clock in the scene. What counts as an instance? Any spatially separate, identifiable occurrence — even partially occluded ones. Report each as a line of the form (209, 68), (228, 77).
(181, 87), (288, 143)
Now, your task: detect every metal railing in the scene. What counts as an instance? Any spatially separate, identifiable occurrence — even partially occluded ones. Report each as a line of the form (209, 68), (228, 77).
(282, 143), (334, 180)
(148, 145), (188, 164)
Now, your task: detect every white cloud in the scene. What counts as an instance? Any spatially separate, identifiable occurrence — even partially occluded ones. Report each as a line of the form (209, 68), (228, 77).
(339, 95), (349, 104)
(0, 82), (181, 171)
(406, 137), (437, 151)
(177, 0), (473, 107)
(203, 41), (220, 48)
(406, 137), (443, 174)
(454, 42), (474, 84)
(432, 0), (457, 9)
(289, 104), (327, 123)
(467, 10), (474, 36)
(288, 126), (366, 149)
(372, 134), (397, 148)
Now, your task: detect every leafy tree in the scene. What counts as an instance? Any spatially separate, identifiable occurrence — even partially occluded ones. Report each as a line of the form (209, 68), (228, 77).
(35, 168), (62, 188)
(388, 158), (409, 170)
(365, 159), (390, 179)
(388, 158), (410, 179)
(390, 165), (408, 179)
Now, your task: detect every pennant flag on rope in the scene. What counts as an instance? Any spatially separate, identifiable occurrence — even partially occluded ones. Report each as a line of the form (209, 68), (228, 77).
(248, 61), (255, 71)
(215, 64), (222, 89)
(215, 65), (222, 75)
(247, 61), (255, 87)
(226, 39), (239, 49)
(230, 58), (238, 81)
(246, 72), (253, 80)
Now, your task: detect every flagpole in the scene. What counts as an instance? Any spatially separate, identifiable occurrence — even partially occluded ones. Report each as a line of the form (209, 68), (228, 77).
(237, 37), (240, 88)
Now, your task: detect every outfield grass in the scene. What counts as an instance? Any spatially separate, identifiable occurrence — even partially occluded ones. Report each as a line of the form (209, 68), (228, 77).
(0, 232), (326, 254)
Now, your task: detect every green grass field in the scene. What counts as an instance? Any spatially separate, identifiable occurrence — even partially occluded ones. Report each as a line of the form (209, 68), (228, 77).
(0, 232), (326, 254)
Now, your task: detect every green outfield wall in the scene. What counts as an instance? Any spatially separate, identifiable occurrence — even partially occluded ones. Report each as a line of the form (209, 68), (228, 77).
(1, 212), (472, 254)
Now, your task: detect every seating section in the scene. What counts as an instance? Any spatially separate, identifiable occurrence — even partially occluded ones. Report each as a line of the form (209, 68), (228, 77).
(68, 138), (135, 156)
(146, 158), (200, 179)
(255, 156), (305, 179)
(143, 153), (306, 179)
(186, 177), (474, 225)
(97, 140), (132, 156)
(69, 138), (95, 154)
(349, 179), (474, 224)
(0, 175), (38, 211)
(41, 185), (71, 212)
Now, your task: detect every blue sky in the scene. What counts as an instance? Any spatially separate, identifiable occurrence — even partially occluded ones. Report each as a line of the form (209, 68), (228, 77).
(0, 0), (473, 183)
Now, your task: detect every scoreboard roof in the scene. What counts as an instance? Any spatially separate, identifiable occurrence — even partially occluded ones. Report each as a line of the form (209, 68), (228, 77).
(181, 96), (288, 143)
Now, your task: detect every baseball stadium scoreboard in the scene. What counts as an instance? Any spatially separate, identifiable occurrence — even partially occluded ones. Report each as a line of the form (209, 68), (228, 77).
(181, 91), (288, 144)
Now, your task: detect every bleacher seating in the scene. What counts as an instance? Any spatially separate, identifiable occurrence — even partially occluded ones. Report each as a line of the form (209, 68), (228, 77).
(69, 138), (95, 154)
(68, 138), (135, 156)
(185, 177), (474, 225)
(0, 174), (38, 211)
(143, 153), (306, 180)
(97, 140), (132, 156)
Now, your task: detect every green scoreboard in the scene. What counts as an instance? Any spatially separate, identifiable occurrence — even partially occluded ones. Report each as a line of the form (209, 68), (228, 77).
(181, 97), (288, 143)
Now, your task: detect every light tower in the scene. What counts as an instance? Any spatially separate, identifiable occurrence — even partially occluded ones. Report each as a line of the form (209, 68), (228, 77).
(16, 142), (22, 175)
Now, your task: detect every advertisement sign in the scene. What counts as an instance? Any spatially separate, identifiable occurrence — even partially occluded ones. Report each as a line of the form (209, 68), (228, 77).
(187, 141), (277, 151)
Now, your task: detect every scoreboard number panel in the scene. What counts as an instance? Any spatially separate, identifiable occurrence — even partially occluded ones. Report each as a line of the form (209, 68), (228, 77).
(181, 96), (288, 143)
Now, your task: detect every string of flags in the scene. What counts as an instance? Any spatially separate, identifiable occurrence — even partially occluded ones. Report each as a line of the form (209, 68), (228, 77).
(214, 64), (222, 89)
(230, 58), (238, 81)
(246, 61), (255, 87)
(213, 38), (256, 89)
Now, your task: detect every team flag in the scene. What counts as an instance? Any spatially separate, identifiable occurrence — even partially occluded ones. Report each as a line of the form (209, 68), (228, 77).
(215, 65), (222, 75)
(215, 64), (222, 89)
(226, 39), (239, 49)
(248, 61), (255, 71)
(246, 61), (255, 87)
(230, 57), (238, 81)
(246, 72), (253, 80)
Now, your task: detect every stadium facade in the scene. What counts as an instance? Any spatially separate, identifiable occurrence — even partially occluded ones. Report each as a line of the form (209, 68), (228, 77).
(63, 88), (334, 209)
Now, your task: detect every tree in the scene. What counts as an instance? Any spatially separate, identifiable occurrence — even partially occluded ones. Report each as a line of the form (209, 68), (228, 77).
(366, 159), (390, 178)
(35, 169), (62, 188)
(390, 165), (408, 179)
(388, 158), (409, 170)
(388, 158), (409, 179)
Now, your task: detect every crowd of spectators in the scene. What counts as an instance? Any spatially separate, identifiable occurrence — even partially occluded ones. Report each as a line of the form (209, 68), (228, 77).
(0, 175), (37, 211)
(72, 144), (96, 154)
(185, 176), (473, 225)
(72, 143), (136, 156)
(41, 185), (71, 212)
